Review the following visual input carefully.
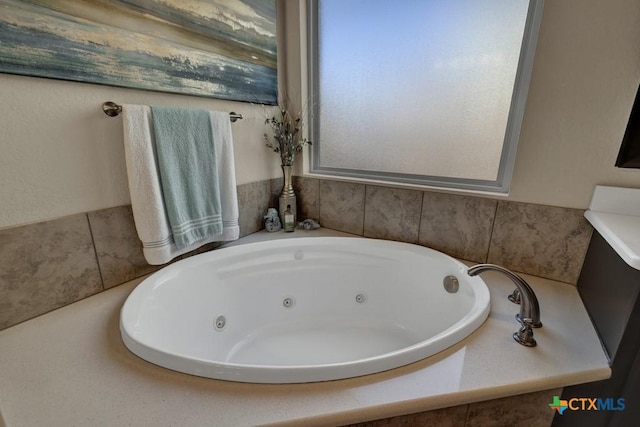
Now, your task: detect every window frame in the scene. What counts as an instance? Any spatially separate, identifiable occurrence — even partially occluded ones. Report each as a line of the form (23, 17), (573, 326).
(306, 0), (545, 193)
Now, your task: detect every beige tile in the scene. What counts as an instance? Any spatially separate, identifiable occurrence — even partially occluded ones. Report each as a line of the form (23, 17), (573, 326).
(466, 388), (562, 427)
(488, 202), (592, 284)
(364, 185), (423, 243)
(319, 180), (365, 235)
(293, 176), (320, 221)
(419, 192), (497, 263)
(270, 176), (284, 209)
(0, 214), (102, 330)
(237, 180), (271, 237)
(347, 405), (468, 427)
(88, 206), (159, 289)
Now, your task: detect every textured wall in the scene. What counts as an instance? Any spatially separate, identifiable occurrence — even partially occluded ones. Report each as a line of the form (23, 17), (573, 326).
(507, 0), (640, 208)
(0, 74), (282, 229)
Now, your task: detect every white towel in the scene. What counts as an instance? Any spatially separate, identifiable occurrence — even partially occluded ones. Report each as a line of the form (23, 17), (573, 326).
(209, 111), (240, 241)
(122, 105), (239, 265)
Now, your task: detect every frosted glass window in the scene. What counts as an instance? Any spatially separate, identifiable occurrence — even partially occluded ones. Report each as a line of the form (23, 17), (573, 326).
(309, 0), (543, 192)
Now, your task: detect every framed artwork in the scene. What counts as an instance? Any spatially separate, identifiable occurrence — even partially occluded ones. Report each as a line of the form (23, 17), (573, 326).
(0, 0), (277, 104)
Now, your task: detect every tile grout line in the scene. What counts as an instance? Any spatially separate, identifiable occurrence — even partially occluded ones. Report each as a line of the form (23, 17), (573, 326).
(361, 184), (368, 236)
(85, 213), (106, 291)
(416, 190), (426, 245)
(314, 177), (320, 221)
(463, 403), (472, 427)
(485, 200), (501, 264)
(317, 179), (323, 226)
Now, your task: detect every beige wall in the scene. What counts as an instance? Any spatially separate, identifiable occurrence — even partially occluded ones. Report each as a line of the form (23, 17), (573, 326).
(0, 74), (282, 229)
(1, 0), (640, 229)
(508, 0), (640, 208)
(0, 2), (290, 230)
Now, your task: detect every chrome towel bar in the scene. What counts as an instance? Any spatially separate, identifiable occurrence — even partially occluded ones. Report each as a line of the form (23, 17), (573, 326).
(102, 101), (243, 122)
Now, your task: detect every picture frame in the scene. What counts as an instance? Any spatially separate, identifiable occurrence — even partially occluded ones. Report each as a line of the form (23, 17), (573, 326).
(0, 0), (277, 104)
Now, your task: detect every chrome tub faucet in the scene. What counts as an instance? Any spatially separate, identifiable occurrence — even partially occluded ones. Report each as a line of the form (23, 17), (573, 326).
(467, 264), (542, 347)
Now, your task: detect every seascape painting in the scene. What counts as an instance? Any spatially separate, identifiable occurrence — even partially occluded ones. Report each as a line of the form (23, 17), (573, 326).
(0, 0), (277, 104)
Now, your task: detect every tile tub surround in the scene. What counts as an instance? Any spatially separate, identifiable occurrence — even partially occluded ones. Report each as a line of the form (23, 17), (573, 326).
(293, 175), (320, 220)
(0, 214), (102, 330)
(87, 206), (159, 289)
(364, 185), (423, 243)
(419, 192), (497, 263)
(0, 176), (592, 330)
(319, 179), (366, 234)
(0, 180), (274, 331)
(0, 230), (609, 427)
(488, 201), (593, 285)
(296, 177), (593, 284)
(237, 179), (272, 237)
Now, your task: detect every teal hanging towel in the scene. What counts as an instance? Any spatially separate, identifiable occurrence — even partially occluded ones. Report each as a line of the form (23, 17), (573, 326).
(151, 106), (223, 249)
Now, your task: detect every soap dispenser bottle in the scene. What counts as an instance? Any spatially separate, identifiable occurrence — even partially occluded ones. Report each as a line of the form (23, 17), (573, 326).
(283, 204), (295, 232)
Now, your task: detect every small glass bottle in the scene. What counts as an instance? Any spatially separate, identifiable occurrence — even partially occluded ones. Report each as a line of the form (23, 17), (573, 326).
(283, 204), (295, 232)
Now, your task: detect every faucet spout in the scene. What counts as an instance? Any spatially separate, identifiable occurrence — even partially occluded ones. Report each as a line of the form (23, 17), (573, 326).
(467, 264), (542, 328)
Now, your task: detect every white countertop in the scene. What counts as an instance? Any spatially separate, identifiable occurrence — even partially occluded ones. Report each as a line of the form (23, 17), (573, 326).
(584, 185), (640, 270)
(0, 230), (610, 426)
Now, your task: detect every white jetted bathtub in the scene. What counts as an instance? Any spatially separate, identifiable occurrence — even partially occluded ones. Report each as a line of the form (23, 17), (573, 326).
(120, 237), (491, 383)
